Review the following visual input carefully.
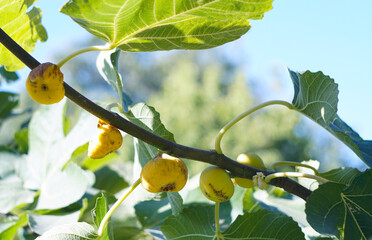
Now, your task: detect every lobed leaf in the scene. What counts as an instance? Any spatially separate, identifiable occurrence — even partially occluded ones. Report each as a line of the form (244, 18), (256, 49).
(35, 222), (98, 240)
(223, 209), (305, 240)
(36, 162), (90, 210)
(289, 69), (372, 167)
(23, 101), (97, 209)
(320, 167), (362, 186)
(305, 169), (372, 239)
(135, 197), (171, 228)
(0, 175), (34, 213)
(161, 204), (215, 240)
(61, 0), (273, 52)
(28, 211), (81, 235)
(0, 0), (47, 71)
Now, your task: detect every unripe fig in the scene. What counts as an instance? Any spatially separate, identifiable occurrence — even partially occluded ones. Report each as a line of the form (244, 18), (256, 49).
(199, 166), (234, 202)
(141, 153), (188, 193)
(235, 153), (266, 188)
(26, 62), (65, 104)
(88, 119), (123, 159)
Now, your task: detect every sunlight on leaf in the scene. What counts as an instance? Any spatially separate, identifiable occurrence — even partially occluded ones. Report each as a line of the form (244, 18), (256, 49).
(28, 211), (80, 235)
(61, 0), (273, 52)
(36, 222), (97, 240)
(0, 0), (47, 71)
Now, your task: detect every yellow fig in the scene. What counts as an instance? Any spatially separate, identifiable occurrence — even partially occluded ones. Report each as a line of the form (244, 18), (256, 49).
(140, 153), (188, 193)
(88, 119), (123, 159)
(199, 166), (234, 202)
(26, 62), (65, 104)
(235, 153), (266, 188)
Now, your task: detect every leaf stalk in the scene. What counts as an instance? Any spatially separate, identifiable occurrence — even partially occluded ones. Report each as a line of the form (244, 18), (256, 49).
(215, 100), (294, 154)
(97, 178), (141, 236)
(265, 172), (328, 184)
(57, 44), (113, 68)
(269, 161), (320, 176)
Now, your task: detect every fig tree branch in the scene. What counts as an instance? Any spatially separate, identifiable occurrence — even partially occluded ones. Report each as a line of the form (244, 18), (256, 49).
(0, 28), (312, 200)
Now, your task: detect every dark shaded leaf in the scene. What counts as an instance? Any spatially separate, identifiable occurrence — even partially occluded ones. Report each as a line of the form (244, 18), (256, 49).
(0, 92), (19, 118)
(306, 169), (372, 239)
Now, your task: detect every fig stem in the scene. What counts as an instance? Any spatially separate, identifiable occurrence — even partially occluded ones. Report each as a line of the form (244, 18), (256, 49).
(214, 100), (294, 154)
(269, 161), (320, 176)
(57, 44), (113, 68)
(265, 172), (328, 184)
(97, 178), (141, 236)
(214, 202), (225, 240)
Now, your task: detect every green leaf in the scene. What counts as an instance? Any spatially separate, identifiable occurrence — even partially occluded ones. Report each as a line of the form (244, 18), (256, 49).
(0, 92), (19, 118)
(305, 169), (372, 239)
(167, 192), (183, 215)
(129, 102), (175, 167)
(113, 226), (153, 240)
(28, 211), (80, 235)
(242, 188), (260, 213)
(14, 128), (29, 153)
(79, 192), (117, 225)
(289, 70), (372, 167)
(161, 204), (215, 240)
(35, 222), (98, 240)
(320, 167), (362, 186)
(0, 214), (27, 240)
(135, 197), (171, 228)
(223, 209), (305, 240)
(61, 0), (273, 52)
(290, 70), (338, 124)
(96, 49), (128, 111)
(0, 66), (19, 84)
(93, 166), (129, 194)
(92, 193), (112, 240)
(313, 237), (338, 240)
(0, 0), (47, 71)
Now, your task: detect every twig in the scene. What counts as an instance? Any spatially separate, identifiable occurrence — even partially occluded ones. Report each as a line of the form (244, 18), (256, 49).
(0, 27), (313, 201)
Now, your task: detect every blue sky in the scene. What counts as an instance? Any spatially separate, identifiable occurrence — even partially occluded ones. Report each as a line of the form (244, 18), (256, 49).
(3, 0), (371, 167)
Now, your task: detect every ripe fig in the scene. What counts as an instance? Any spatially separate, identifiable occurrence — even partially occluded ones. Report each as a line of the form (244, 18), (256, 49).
(26, 62), (65, 104)
(199, 166), (234, 202)
(88, 119), (123, 159)
(141, 153), (188, 193)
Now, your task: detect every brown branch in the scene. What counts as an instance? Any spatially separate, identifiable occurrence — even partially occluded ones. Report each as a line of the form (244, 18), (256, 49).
(0, 28), (312, 200)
